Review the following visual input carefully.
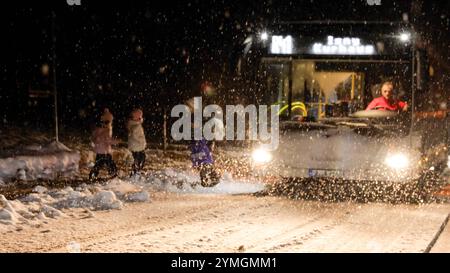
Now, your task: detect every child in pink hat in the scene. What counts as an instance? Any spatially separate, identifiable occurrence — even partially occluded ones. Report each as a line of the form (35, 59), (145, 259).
(89, 108), (120, 180)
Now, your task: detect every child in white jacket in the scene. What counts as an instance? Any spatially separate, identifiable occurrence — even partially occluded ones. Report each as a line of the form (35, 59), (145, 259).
(127, 109), (147, 176)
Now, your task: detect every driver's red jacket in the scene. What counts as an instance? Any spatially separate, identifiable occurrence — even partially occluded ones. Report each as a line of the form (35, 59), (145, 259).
(366, 96), (407, 111)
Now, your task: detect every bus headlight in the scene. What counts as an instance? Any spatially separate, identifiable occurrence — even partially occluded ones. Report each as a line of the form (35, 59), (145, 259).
(252, 148), (273, 164)
(384, 153), (409, 169)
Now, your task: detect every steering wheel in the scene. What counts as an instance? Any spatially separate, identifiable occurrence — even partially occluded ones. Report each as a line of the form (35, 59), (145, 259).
(372, 106), (390, 111)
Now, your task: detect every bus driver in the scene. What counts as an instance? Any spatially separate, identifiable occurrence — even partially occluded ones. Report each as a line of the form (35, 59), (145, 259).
(366, 81), (408, 112)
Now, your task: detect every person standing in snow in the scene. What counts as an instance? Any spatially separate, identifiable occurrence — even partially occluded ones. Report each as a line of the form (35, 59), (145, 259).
(127, 108), (147, 177)
(207, 110), (225, 152)
(89, 109), (120, 181)
(190, 137), (221, 187)
(188, 107), (221, 187)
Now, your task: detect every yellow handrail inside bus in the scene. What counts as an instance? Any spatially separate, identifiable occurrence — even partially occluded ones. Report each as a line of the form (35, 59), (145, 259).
(273, 101), (307, 117)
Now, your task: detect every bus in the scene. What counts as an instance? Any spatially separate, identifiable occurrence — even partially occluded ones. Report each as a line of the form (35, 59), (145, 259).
(239, 20), (448, 184)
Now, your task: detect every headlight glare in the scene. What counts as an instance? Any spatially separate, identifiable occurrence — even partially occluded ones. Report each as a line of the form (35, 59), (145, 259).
(252, 148), (273, 164)
(384, 153), (409, 169)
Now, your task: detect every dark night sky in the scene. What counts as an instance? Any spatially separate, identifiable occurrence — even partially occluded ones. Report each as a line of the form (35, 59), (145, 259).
(0, 1), (449, 136)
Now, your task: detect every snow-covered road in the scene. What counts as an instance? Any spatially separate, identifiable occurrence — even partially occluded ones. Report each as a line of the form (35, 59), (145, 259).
(1, 190), (449, 253)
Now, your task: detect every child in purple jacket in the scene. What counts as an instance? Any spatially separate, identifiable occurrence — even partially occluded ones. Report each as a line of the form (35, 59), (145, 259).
(190, 138), (221, 187)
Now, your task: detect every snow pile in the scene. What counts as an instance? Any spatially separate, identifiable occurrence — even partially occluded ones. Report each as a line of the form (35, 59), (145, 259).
(0, 195), (24, 225)
(0, 167), (263, 231)
(41, 204), (66, 218)
(0, 179), (150, 230)
(37, 141), (73, 153)
(47, 180), (150, 211)
(33, 185), (48, 194)
(91, 191), (123, 210)
(102, 177), (150, 202)
(144, 168), (265, 195)
(0, 141), (80, 182)
(125, 191), (150, 202)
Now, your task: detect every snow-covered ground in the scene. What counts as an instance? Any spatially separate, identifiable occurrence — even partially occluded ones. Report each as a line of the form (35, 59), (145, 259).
(0, 179), (143, 231)
(0, 168), (264, 234)
(1, 130), (449, 253)
(0, 129), (263, 235)
(146, 168), (264, 195)
(1, 166), (450, 253)
(1, 189), (449, 253)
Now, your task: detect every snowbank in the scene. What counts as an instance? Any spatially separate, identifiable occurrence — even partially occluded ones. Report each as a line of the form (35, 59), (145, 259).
(0, 195), (28, 226)
(0, 166), (264, 232)
(91, 191), (123, 210)
(0, 178), (150, 231)
(143, 168), (265, 195)
(0, 141), (80, 182)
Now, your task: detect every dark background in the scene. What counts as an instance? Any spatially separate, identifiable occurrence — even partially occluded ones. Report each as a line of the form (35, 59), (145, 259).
(0, 0), (449, 141)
